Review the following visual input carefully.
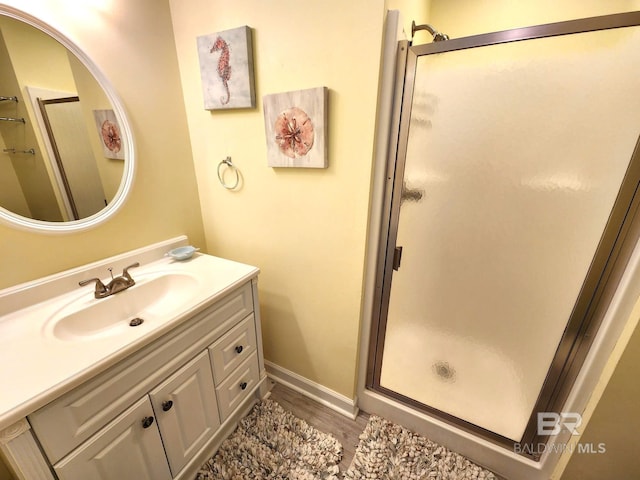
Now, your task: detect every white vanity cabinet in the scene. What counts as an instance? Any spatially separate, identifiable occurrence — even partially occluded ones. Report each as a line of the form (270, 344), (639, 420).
(53, 396), (173, 480)
(54, 350), (218, 480)
(149, 351), (220, 476)
(16, 275), (268, 480)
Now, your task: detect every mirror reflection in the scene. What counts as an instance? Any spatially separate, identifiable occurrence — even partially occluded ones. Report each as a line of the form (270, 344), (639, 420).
(0, 14), (125, 222)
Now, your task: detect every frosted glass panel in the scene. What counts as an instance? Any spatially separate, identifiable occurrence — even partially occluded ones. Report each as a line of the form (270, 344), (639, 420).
(379, 26), (640, 441)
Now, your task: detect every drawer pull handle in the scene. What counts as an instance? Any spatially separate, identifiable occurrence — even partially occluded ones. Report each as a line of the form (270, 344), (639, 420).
(141, 416), (155, 429)
(235, 345), (244, 354)
(240, 381), (248, 390)
(162, 400), (173, 412)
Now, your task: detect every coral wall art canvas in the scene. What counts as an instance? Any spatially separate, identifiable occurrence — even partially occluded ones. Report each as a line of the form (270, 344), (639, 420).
(263, 87), (328, 168)
(197, 26), (255, 110)
(93, 109), (124, 160)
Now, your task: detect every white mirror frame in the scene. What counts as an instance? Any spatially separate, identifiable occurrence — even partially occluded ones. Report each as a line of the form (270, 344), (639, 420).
(0, 5), (135, 234)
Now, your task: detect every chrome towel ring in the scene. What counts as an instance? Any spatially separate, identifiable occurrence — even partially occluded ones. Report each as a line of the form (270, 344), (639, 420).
(217, 156), (240, 190)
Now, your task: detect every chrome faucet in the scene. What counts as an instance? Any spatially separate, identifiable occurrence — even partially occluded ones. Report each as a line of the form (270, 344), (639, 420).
(79, 262), (140, 299)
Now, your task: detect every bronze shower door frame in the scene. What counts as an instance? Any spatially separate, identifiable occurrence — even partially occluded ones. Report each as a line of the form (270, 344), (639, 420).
(37, 96), (82, 221)
(366, 11), (640, 459)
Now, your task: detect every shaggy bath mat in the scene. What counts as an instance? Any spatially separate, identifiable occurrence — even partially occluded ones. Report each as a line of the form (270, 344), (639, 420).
(195, 398), (342, 480)
(343, 415), (497, 480)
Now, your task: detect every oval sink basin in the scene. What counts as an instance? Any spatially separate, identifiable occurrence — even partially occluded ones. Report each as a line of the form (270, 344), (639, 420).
(44, 272), (200, 341)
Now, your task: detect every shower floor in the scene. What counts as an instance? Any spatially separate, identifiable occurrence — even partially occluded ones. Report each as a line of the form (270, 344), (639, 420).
(379, 323), (530, 441)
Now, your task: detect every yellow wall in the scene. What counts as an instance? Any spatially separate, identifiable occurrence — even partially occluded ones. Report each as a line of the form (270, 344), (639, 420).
(0, 2), (638, 478)
(430, 0), (640, 38)
(68, 52), (124, 203)
(0, 134), (28, 217)
(0, 31), (29, 218)
(387, 0), (432, 42)
(169, 0), (386, 397)
(561, 318), (640, 479)
(0, 0), (205, 290)
(0, 16), (64, 221)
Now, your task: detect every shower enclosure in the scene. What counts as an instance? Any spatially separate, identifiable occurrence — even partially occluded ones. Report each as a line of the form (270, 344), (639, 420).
(366, 11), (640, 462)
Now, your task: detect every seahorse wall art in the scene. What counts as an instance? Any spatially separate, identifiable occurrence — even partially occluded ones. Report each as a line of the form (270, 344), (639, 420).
(196, 26), (256, 110)
(210, 36), (231, 105)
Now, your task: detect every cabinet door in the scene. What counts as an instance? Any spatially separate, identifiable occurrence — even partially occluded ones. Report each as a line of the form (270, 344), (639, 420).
(54, 396), (171, 480)
(150, 350), (220, 476)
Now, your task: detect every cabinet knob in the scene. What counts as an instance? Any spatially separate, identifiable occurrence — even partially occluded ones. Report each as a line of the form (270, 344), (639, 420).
(240, 381), (248, 390)
(162, 400), (173, 412)
(141, 416), (154, 428)
(235, 345), (243, 354)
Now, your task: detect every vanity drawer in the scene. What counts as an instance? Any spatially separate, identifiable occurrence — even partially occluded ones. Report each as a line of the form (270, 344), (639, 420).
(208, 314), (257, 385)
(215, 354), (260, 422)
(28, 282), (253, 464)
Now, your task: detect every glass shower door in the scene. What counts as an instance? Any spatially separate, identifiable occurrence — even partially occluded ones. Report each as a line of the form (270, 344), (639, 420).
(374, 22), (640, 443)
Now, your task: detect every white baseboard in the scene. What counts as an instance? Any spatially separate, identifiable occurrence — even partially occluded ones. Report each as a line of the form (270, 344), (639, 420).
(264, 360), (359, 420)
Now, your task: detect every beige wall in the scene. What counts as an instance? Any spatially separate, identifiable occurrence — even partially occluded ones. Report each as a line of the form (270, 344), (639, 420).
(169, 0), (386, 397)
(0, 0), (205, 290)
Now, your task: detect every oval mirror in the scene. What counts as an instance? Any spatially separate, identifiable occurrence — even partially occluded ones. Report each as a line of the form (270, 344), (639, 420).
(0, 6), (134, 233)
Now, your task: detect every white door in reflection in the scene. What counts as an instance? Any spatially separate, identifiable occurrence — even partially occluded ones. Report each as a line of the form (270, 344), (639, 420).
(379, 26), (640, 441)
(42, 98), (107, 220)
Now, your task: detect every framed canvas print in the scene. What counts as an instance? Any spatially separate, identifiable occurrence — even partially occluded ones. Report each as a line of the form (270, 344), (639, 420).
(197, 26), (255, 110)
(263, 87), (328, 168)
(93, 109), (124, 160)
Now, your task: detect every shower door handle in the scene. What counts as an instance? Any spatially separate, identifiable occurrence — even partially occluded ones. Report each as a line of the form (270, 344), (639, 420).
(392, 246), (403, 271)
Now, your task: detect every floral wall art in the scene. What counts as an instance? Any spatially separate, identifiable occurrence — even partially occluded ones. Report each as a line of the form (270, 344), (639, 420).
(263, 87), (328, 168)
(93, 109), (124, 160)
(197, 26), (255, 110)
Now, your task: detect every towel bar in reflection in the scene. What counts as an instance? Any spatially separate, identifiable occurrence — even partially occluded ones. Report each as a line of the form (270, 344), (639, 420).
(3, 148), (35, 155)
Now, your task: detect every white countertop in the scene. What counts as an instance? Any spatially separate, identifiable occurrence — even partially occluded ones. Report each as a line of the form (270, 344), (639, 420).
(0, 240), (258, 431)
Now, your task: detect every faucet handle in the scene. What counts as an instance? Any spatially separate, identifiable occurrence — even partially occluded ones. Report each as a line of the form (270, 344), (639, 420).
(79, 277), (108, 297)
(122, 262), (140, 279)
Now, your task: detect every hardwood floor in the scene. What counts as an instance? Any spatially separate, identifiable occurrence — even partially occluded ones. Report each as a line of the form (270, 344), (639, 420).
(267, 380), (369, 472)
